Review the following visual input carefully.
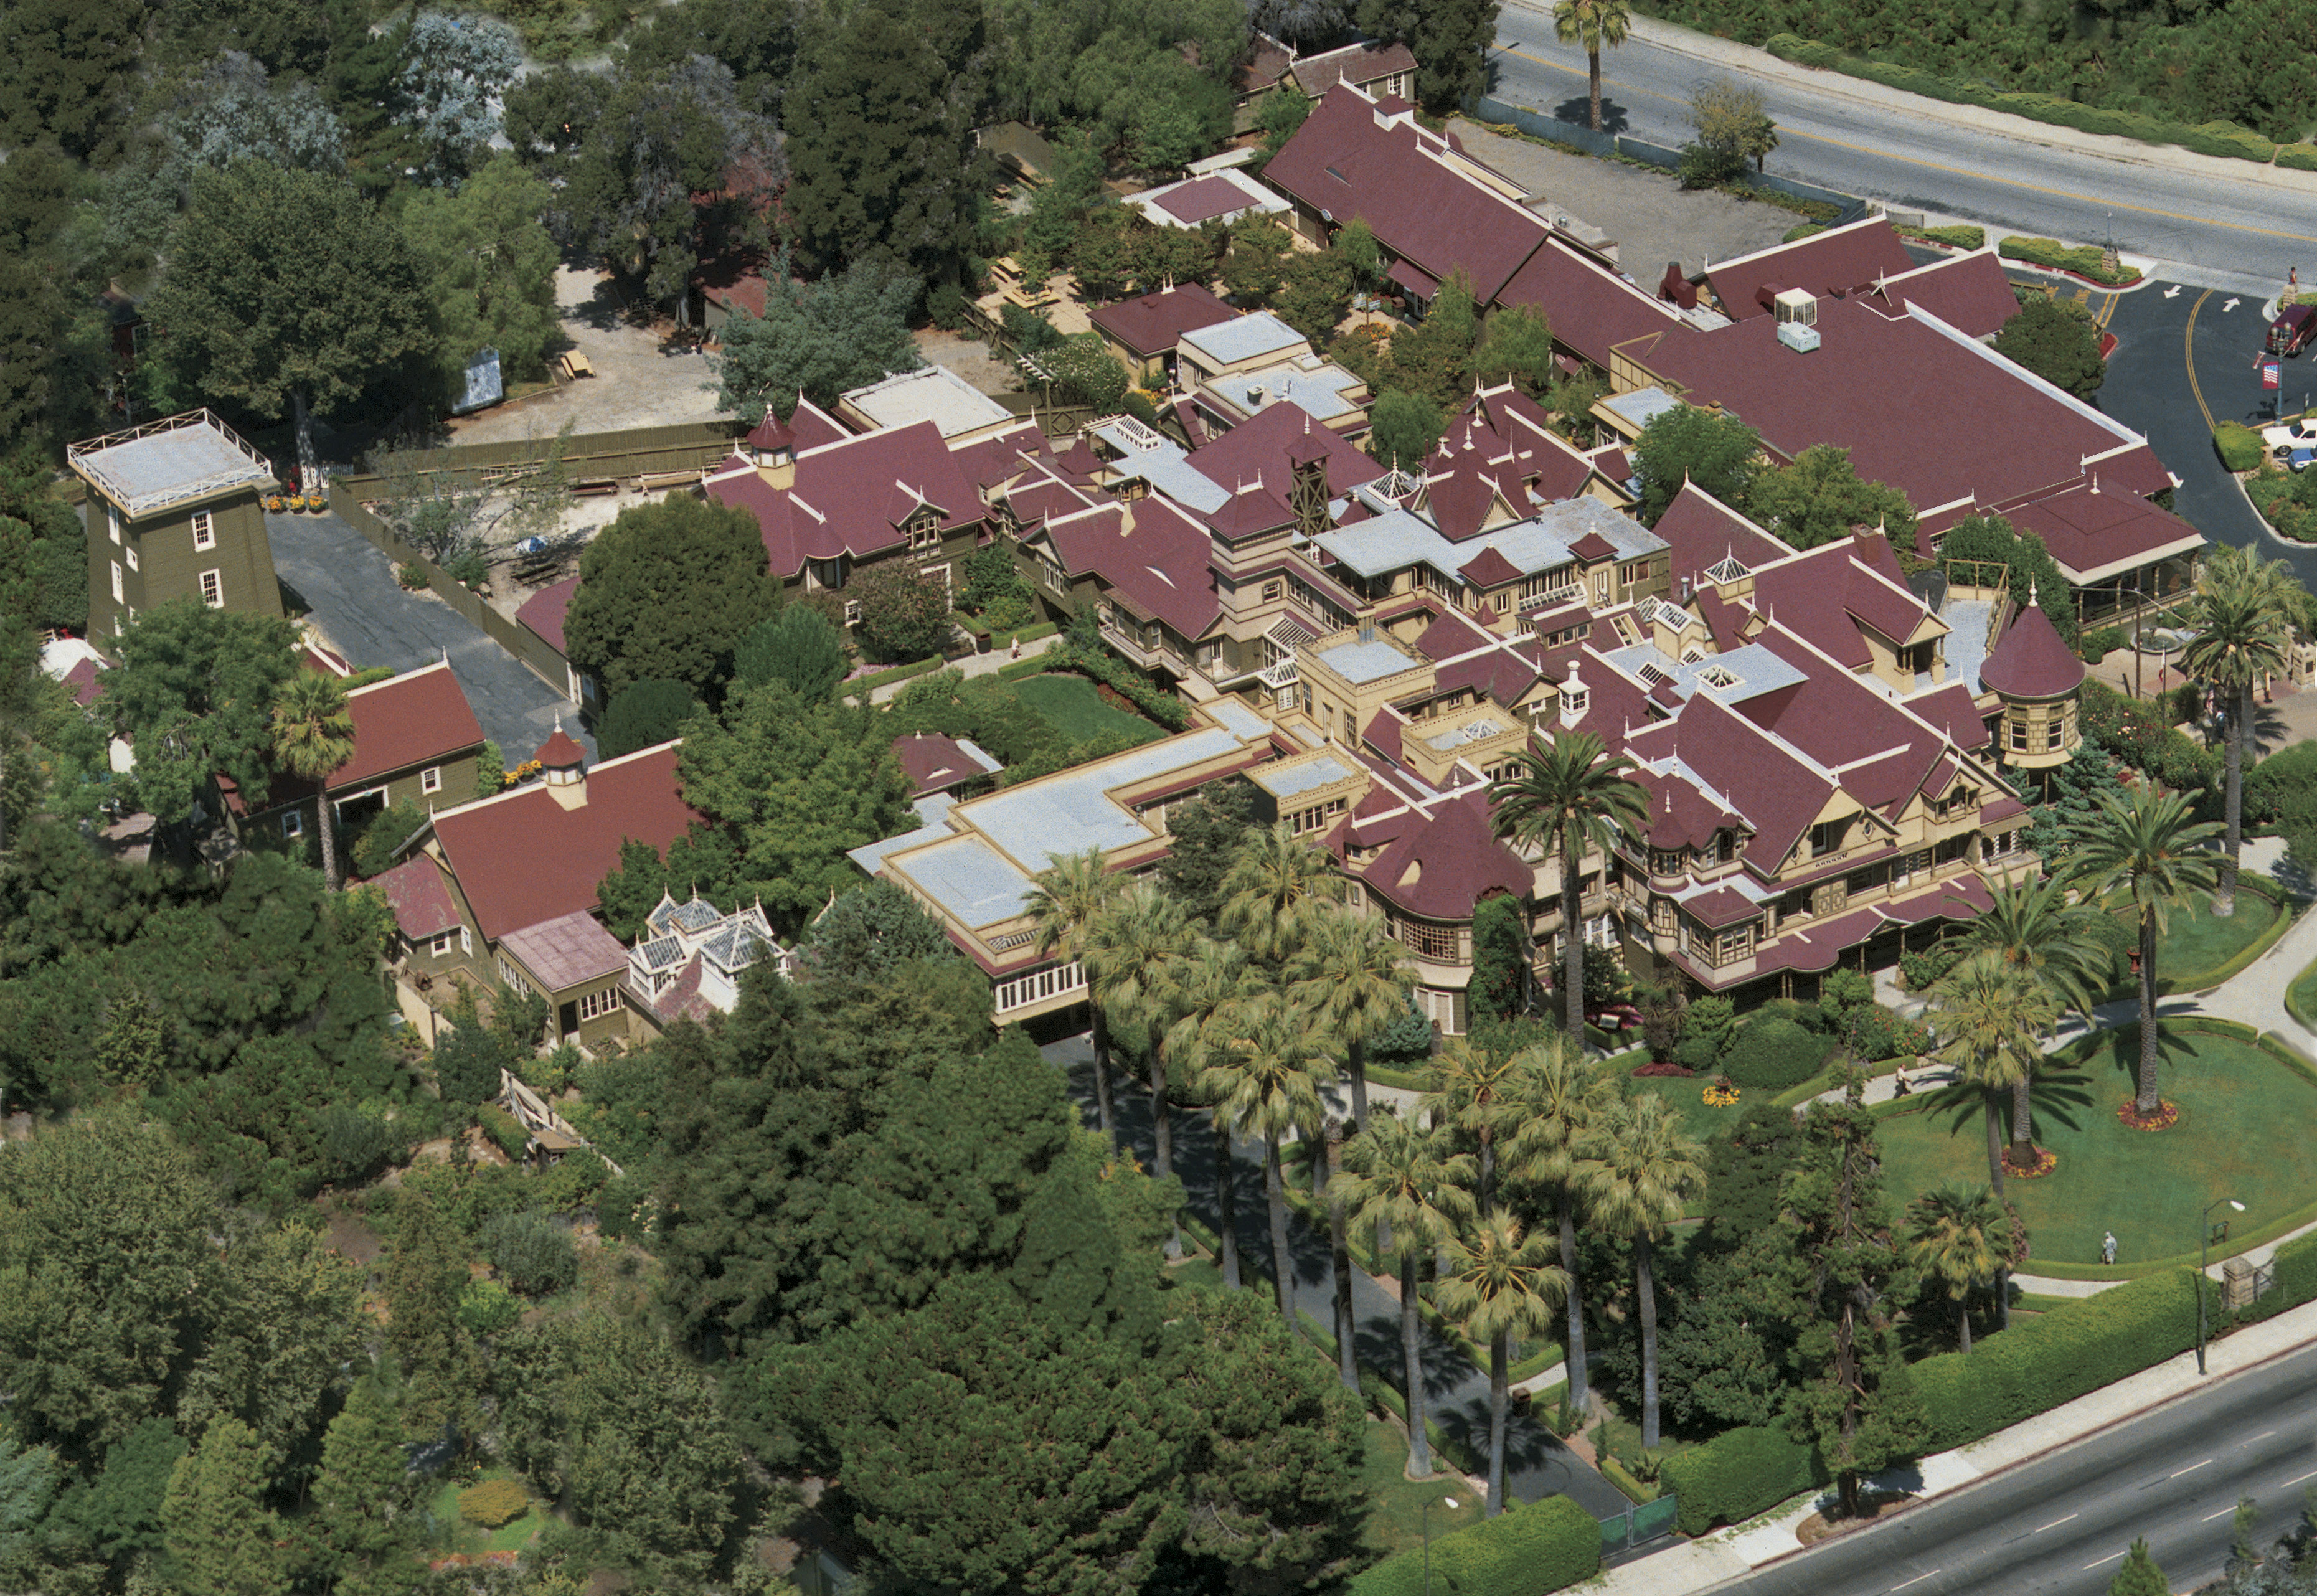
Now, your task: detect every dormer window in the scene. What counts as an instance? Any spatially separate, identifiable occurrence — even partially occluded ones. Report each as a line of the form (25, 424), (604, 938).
(907, 508), (941, 550)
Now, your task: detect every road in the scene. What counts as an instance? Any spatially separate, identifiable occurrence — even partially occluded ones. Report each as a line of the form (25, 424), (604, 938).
(1490, 3), (2317, 291)
(1721, 1336), (2317, 1595)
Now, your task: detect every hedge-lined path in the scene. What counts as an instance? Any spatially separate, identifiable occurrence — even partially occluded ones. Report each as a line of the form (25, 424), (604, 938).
(1039, 1033), (1632, 1520)
(861, 631), (1062, 705)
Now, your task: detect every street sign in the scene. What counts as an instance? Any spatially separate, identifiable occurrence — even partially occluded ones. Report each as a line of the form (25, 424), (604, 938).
(2263, 359), (2283, 390)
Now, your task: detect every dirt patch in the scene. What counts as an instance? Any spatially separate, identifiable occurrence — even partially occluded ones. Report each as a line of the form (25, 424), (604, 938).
(1796, 1491), (1913, 1545)
(316, 1196), (385, 1268)
(917, 327), (1017, 394)
(450, 268), (726, 445)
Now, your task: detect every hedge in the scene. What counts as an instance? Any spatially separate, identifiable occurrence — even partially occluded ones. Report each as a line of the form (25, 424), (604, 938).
(2216, 422), (2267, 472)
(1904, 224), (1986, 250)
(851, 654), (948, 694)
(1597, 1452), (1656, 1503)
(458, 1478), (531, 1528)
(1050, 643), (1192, 730)
(1762, 34), (2274, 166)
(1998, 235), (2143, 286)
(476, 1102), (530, 1161)
(342, 664), (397, 688)
(1661, 1424), (1827, 1536)
(2282, 146), (2317, 172)
(1910, 1268), (2202, 1450)
(1720, 1016), (1832, 1093)
(1347, 1494), (1599, 1596)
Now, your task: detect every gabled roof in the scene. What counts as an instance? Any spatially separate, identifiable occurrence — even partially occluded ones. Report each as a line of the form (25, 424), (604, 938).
(1980, 602), (2087, 699)
(707, 419), (984, 578)
(516, 574), (580, 654)
(1458, 545), (1522, 587)
(1087, 282), (1238, 359)
(1262, 84), (1549, 305)
(1497, 237), (1691, 367)
(424, 743), (704, 942)
(1042, 499), (1222, 641)
(1285, 39), (1418, 98)
(1860, 250), (2022, 339)
(1362, 792), (1532, 919)
(372, 855), (460, 938)
(1187, 401), (1385, 500)
(219, 662), (487, 815)
(1653, 483), (1791, 587)
(1700, 218), (1917, 321)
(893, 732), (1004, 798)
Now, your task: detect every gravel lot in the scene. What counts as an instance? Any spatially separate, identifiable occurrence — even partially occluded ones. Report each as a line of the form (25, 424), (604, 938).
(1449, 118), (1804, 284)
(450, 268), (726, 445)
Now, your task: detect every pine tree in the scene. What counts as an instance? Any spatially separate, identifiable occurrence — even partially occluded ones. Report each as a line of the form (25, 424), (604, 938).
(309, 1373), (416, 1596)
(161, 1417), (286, 1596)
(2107, 1537), (2167, 1596)
(382, 1189), (469, 1432)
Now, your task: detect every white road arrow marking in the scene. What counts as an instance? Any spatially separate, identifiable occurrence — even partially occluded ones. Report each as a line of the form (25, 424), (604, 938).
(2164, 285), (2183, 298)
(2224, 297), (2242, 311)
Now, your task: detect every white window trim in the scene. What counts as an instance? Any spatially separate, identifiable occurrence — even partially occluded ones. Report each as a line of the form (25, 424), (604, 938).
(281, 810), (303, 838)
(431, 930), (453, 957)
(843, 598), (862, 626)
(192, 511), (215, 550)
(199, 569), (223, 608)
(110, 562), (124, 602)
(125, 546), (138, 572)
(421, 765), (442, 793)
(107, 508), (121, 544)
(460, 925), (473, 955)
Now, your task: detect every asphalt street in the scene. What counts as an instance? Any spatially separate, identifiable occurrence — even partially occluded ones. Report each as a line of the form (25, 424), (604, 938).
(1489, 3), (2317, 289)
(1722, 1337), (2317, 1595)
(265, 509), (598, 764)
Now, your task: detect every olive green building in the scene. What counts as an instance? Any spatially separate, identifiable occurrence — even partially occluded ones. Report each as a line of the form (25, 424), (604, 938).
(68, 410), (281, 637)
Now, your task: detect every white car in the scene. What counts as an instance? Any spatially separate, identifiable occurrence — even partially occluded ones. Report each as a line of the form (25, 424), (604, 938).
(2263, 418), (2317, 453)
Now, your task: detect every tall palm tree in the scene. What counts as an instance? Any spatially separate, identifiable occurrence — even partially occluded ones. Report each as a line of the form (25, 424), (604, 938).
(1290, 901), (1414, 1131)
(1422, 1037), (1524, 1216)
(1580, 1093), (1706, 1452)
(1092, 884), (1194, 1171)
(1554, 0), (1633, 133)
(1027, 848), (1129, 1147)
(1955, 872), (2110, 1024)
(1499, 1037), (1616, 1417)
(1930, 950), (2062, 1195)
(1219, 819), (1341, 968)
(2183, 547), (2290, 917)
(1488, 730), (1649, 1038)
(1437, 1213), (1568, 1518)
(1905, 1185), (2014, 1354)
(1202, 993), (1333, 1328)
(1331, 1113), (1478, 1479)
(2069, 786), (2224, 1120)
(1164, 937), (1263, 1291)
(270, 672), (356, 891)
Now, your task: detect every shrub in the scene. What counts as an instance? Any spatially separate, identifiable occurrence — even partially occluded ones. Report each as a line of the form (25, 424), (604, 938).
(1685, 993), (1735, 1054)
(1720, 1015), (1829, 1092)
(1673, 1034), (1722, 1072)
(395, 562), (430, 590)
(925, 281), (970, 330)
(2215, 422), (2266, 472)
(2081, 625), (2128, 663)
(2245, 740), (2317, 826)
(343, 665), (397, 688)
(597, 678), (699, 759)
(2280, 145), (2317, 173)
(1900, 936), (1968, 993)
(2270, 1229), (2317, 1307)
(433, 1021), (515, 1108)
(483, 1211), (579, 1298)
(1906, 224), (1986, 250)
(1998, 236), (2141, 286)
(1662, 1424), (1827, 1535)
(1910, 1268), (2201, 1451)
(351, 800), (430, 880)
(456, 1279), (524, 1337)
(458, 1478), (531, 1529)
(1347, 1493), (1599, 1596)
(1781, 222), (1827, 243)
(477, 1102), (531, 1161)
(318, 1102), (403, 1186)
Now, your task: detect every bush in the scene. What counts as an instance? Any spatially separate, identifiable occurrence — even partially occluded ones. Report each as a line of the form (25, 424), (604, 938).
(2215, 422), (2266, 472)
(1910, 1268), (2201, 1452)
(1347, 1493), (1600, 1596)
(456, 1279), (524, 1337)
(350, 800), (430, 880)
(1900, 936), (1968, 993)
(1673, 1034), (1722, 1072)
(433, 1021), (515, 1108)
(1677, 141), (1748, 189)
(597, 678), (699, 759)
(477, 1102), (531, 1161)
(318, 1102), (403, 1186)
(1053, 645), (1191, 729)
(2245, 740), (2317, 826)
(925, 281), (971, 330)
(483, 1210), (579, 1298)
(458, 1478), (531, 1529)
(343, 665), (397, 688)
(1662, 1424), (1827, 1535)
(2081, 625), (2128, 663)
(1905, 224), (1986, 250)
(1720, 1016), (1829, 1092)
(1998, 236), (2141, 286)
(2280, 145), (2317, 173)
(395, 562), (430, 590)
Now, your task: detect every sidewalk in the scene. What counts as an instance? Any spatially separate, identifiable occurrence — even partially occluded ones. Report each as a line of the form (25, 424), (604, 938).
(861, 632), (1062, 705)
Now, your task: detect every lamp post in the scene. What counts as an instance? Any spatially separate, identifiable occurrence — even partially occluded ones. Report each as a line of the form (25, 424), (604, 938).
(2197, 1196), (2247, 1374)
(1424, 1496), (1461, 1596)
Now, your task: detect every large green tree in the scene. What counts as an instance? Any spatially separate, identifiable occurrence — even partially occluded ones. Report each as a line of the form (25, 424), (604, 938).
(1437, 1212), (1566, 1516)
(306, 1372), (417, 1596)
(269, 671), (356, 891)
(402, 152), (563, 387)
(562, 493), (782, 700)
(1993, 293), (2107, 400)
(1630, 404), (1762, 526)
(1750, 443), (1918, 551)
(161, 1417), (286, 1596)
(1360, 0), (1504, 115)
(734, 605), (848, 702)
(1932, 950), (2062, 1200)
(105, 600), (301, 839)
(1200, 993), (1331, 1328)
(711, 258), (923, 424)
(1502, 1039), (1616, 1417)
(142, 161), (432, 487)
(1580, 1092), (1705, 1452)
(2183, 544), (2293, 917)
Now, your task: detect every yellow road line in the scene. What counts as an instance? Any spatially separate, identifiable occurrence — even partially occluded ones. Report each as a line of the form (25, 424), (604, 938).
(2185, 289), (2215, 432)
(1497, 47), (2317, 248)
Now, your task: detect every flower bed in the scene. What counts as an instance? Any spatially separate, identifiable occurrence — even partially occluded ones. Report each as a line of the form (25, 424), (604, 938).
(2117, 1098), (2181, 1131)
(1702, 1080), (1740, 1107)
(1631, 1061), (1694, 1077)
(2004, 1145), (2060, 1179)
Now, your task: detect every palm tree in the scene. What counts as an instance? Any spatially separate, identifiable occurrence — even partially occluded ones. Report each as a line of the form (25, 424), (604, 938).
(1436, 1213), (1568, 1517)
(1092, 884), (1193, 1170)
(1331, 1113), (1477, 1479)
(1027, 848), (1129, 1147)
(2183, 547), (2290, 917)
(1202, 993), (1333, 1328)
(1488, 730), (1649, 1039)
(1422, 1037), (1524, 1216)
(1290, 902), (1415, 1131)
(270, 672), (356, 891)
(1580, 1093), (1706, 1452)
(1554, 0), (1632, 133)
(1163, 937), (1263, 1291)
(1955, 872), (2110, 1025)
(1499, 1037), (1616, 1417)
(2069, 786), (2224, 1120)
(1219, 819), (1341, 968)
(1930, 950), (2062, 1195)
(1905, 1185), (2014, 1353)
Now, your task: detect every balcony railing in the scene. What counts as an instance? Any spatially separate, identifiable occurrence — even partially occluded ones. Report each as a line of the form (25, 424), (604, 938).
(994, 960), (1085, 1017)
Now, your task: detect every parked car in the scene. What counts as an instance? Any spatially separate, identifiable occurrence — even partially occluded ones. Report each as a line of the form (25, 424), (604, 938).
(2262, 417), (2317, 455)
(2269, 303), (2317, 357)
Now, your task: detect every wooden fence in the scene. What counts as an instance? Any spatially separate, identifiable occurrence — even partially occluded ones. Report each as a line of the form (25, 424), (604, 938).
(350, 420), (743, 488)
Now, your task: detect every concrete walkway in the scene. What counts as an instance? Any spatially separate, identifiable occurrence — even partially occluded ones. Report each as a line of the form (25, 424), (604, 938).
(861, 633), (1063, 706)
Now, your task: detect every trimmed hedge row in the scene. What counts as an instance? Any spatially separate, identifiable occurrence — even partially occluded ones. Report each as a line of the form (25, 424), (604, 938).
(1905, 224), (1987, 250)
(1347, 1494), (1599, 1596)
(1050, 644), (1192, 730)
(2216, 422), (2266, 471)
(1763, 34), (2276, 165)
(1661, 1424), (1827, 1537)
(2282, 146), (2317, 172)
(851, 654), (948, 694)
(1998, 235), (2143, 286)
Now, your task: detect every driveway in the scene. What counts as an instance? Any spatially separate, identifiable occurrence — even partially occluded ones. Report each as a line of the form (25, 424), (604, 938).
(267, 510), (598, 765)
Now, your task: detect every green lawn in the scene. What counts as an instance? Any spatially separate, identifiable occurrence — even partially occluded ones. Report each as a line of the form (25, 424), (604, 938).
(1623, 1072), (1749, 1151)
(1004, 673), (1163, 745)
(2105, 890), (2279, 996)
(2290, 956), (2317, 1029)
(1359, 1420), (1482, 1557)
(427, 1475), (546, 1556)
(1875, 1034), (2317, 1265)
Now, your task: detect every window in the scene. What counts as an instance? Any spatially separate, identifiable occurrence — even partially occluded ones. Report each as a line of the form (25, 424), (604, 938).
(2046, 717), (2065, 751)
(461, 926), (473, 955)
(500, 954), (526, 991)
(1397, 918), (1462, 961)
(2010, 711), (2030, 752)
(107, 508), (120, 544)
(1288, 796), (1348, 835)
(281, 810), (303, 838)
(432, 930), (454, 958)
(1620, 560), (1651, 586)
(907, 511), (941, 550)
(422, 765), (442, 794)
(578, 986), (623, 1022)
(1809, 817), (1850, 858)
(199, 569), (223, 608)
(1262, 580), (1283, 601)
(192, 511), (215, 550)
(843, 598), (862, 626)
(125, 546), (138, 572)
(110, 562), (124, 603)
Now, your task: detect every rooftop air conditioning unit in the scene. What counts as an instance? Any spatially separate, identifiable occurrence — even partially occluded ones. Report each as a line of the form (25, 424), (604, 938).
(1246, 384), (1267, 405)
(1777, 320), (1821, 354)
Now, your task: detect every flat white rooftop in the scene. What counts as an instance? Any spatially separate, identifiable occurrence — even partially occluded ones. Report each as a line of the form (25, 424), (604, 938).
(69, 411), (273, 517)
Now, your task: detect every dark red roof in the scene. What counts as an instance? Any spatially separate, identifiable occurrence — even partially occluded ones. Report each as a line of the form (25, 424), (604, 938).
(1289, 40), (1418, 98)
(1496, 237), (1689, 367)
(707, 419), (984, 579)
(1980, 603), (2086, 698)
(892, 732), (1000, 798)
(1363, 793), (1532, 918)
(1862, 250), (2022, 339)
(430, 744), (704, 942)
(746, 411), (795, 451)
(63, 658), (101, 707)
(1187, 401), (1384, 499)
(1999, 483), (2205, 585)
(1041, 501), (1220, 641)
(1567, 531), (1617, 562)
(1154, 175), (1261, 225)
(536, 724), (587, 769)
(372, 854), (461, 938)
(219, 663), (488, 816)
(1262, 87), (1548, 306)
(516, 574), (580, 655)
(1427, 465), (1504, 540)
(1087, 283), (1237, 359)
(1702, 220), (1916, 321)
(1458, 545), (1522, 588)
(1654, 483), (1790, 587)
